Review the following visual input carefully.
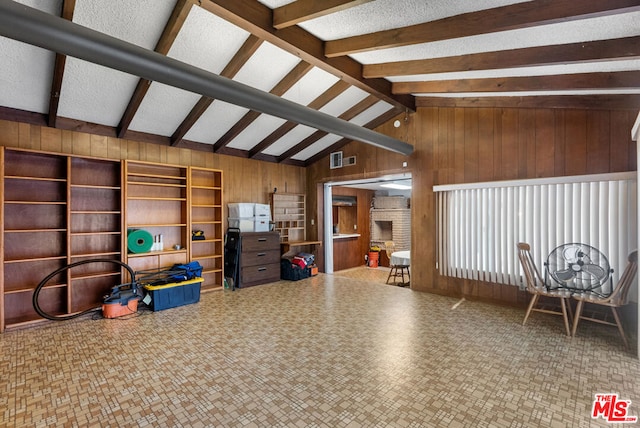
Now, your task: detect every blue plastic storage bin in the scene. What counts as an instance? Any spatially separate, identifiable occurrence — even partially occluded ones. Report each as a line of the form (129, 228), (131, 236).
(143, 277), (203, 311)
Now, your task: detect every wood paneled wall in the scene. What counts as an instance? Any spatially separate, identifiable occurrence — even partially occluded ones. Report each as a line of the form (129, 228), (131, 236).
(0, 120), (306, 232)
(308, 107), (638, 306)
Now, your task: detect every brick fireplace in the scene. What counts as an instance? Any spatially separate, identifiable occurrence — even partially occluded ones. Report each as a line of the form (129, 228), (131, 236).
(370, 197), (411, 251)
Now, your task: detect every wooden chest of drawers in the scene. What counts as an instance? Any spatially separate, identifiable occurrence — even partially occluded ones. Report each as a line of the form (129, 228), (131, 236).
(238, 231), (280, 288)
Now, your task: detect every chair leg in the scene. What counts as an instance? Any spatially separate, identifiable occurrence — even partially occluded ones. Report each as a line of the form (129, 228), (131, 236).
(386, 267), (394, 284)
(523, 294), (539, 326)
(560, 298), (570, 336)
(571, 300), (584, 337)
(611, 307), (629, 349)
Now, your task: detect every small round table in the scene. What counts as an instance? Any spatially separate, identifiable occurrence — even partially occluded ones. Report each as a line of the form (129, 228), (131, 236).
(388, 250), (410, 286)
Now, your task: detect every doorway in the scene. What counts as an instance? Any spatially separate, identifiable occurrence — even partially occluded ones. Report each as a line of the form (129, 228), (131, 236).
(323, 173), (412, 274)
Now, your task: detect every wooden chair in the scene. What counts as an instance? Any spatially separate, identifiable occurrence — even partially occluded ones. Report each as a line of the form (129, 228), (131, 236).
(571, 250), (637, 348)
(385, 241), (410, 286)
(517, 242), (572, 336)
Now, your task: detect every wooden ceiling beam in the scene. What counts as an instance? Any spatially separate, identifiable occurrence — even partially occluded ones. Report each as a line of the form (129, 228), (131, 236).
(393, 71), (640, 94)
(248, 80), (350, 158)
(116, 0), (195, 139)
(213, 61), (314, 152)
(171, 35), (263, 146)
(415, 94), (640, 110)
(200, 0), (415, 112)
(47, 0), (76, 128)
(325, 0), (640, 57)
(273, 0), (373, 29)
(278, 94), (379, 162)
(364, 36), (640, 78)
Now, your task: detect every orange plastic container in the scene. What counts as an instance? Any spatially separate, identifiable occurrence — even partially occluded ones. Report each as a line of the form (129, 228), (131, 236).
(102, 298), (138, 319)
(368, 251), (379, 268)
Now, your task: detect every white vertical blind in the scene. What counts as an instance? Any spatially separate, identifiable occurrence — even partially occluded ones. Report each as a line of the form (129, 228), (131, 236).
(435, 173), (637, 289)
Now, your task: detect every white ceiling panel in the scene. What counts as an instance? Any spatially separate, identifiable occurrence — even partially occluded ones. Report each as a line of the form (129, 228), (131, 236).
(291, 134), (342, 161)
(128, 83), (201, 136)
(352, 12), (640, 65)
(262, 124), (317, 156)
(184, 101), (250, 145)
(227, 114), (288, 150)
(57, 0), (176, 125)
(128, 7), (251, 136)
(350, 101), (394, 126)
(281, 67), (340, 105)
(319, 86), (370, 116)
(298, 0), (531, 41)
(0, 0), (61, 113)
(233, 42), (300, 91)
(57, 59), (140, 126)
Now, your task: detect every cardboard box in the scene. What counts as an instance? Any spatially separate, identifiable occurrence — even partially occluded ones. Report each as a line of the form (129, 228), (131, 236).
(143, 277), (203, 311)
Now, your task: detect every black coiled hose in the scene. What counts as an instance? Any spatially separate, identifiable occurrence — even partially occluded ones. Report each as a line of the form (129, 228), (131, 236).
(32, 259), (136, 321)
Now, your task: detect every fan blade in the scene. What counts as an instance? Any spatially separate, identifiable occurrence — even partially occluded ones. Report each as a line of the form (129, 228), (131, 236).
(581, 263), (607, 281)
(554, 268), (576, 282)
(562, 246), (580, 263)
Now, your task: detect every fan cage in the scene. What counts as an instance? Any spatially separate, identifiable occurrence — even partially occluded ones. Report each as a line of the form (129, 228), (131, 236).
(544, 243), (613, 297)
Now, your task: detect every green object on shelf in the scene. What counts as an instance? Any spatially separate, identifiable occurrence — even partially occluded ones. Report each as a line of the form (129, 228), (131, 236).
(127, 229), (153, 253)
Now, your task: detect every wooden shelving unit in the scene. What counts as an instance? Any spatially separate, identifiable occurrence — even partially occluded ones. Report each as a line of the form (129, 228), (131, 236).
(1, 148), (121, 330)
(189, 166), (224, 291)
(271, 193), (306, 243)
(68, 157), (122, 313)
(124, 161), (189, 273)
(1, 153), (224, 331)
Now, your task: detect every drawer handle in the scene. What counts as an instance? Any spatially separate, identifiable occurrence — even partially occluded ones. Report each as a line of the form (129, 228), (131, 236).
(258, 267), (267, 272)
(257, 252), (266, 257)
(258, 238), (267, 242)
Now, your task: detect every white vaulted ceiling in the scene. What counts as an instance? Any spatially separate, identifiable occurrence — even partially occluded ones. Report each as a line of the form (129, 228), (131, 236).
(1, 0), (639, 166)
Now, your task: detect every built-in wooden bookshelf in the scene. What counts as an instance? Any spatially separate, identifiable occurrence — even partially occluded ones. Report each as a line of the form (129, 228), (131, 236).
(1, 148), (122, 330)
(1, 152), (223, 331)
(271, 193), (306, 243)
(189, 167), (224, 290)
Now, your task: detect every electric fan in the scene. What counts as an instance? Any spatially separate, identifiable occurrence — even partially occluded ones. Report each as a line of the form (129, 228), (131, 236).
(545, 243), (613, 296)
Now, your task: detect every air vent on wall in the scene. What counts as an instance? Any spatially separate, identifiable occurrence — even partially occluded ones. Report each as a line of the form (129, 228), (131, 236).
(330, 151), (343, 169)
(344, 155), (356, 166)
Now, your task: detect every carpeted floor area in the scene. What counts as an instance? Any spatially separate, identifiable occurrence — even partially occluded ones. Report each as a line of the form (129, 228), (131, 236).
(1, 272), (638, 427)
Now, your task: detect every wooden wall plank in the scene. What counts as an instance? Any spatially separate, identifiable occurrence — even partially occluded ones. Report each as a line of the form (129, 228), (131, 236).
(610, 110), (631, 172)
(89, 134), (108, 158)
(586, 110), (611, 174)
(41, 127), (62, 153)
(464, 108), (479, 182)
(478, 108), (494, 182)
(518, 109), (536, 179)
(453, 108), (465, 184)
(500, 108), (519, 180)
(564, 110), (588, 175)
(535, 109), (555, 178)
(0, 120), (19, 147)
(553, 110), (566, 176)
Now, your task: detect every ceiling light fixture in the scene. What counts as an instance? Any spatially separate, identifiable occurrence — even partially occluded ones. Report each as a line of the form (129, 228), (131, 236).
(0, 1), (414, 157)
(380, 183), (412, 190)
